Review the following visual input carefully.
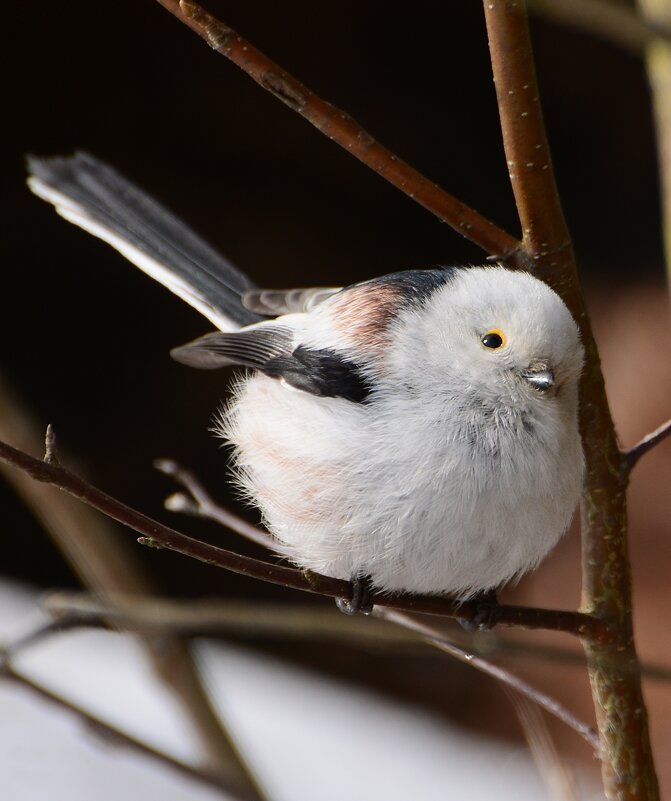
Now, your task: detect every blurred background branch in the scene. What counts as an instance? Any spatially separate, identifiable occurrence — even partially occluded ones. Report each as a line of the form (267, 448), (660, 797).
(0, 375), (267, 801)
(0, 660), (235, 796)
(529, 0), (665, 54)
(638, 0), (671, 286)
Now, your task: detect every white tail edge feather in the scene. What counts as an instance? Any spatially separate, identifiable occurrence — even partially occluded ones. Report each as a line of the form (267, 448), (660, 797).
(27, 176), (241, 333)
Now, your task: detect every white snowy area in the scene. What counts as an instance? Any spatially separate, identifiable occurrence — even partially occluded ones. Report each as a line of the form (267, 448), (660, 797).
(0, 578), (593, 801)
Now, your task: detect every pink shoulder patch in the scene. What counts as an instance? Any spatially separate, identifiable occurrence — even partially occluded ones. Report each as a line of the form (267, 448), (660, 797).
(328, 283), (402, 351)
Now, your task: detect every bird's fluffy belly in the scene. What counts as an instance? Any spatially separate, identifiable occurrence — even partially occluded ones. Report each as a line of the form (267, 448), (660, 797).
(219, 374), (582, 597)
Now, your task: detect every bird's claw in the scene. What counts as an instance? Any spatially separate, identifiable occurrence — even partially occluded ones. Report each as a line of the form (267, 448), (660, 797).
(336, 576), (374, 615)
(458, 589), (499, 632)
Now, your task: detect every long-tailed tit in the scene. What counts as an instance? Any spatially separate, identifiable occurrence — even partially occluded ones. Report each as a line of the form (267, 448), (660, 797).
(27, 153), (584, 613)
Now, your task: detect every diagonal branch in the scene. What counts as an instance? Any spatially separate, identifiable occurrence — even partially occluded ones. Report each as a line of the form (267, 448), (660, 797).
(625, 417), (671, 469)
(0, 378), (265, 800)
(483, 0), (574, 281)
(0, 597), (599, 750)
(151, 465), (601, 752)
(0, 434), (603, 637)
(1, 663), (240, 796)
(375, 608), (600, 751)
(155, 458), (273, 549)
(153, 0), (522, 260)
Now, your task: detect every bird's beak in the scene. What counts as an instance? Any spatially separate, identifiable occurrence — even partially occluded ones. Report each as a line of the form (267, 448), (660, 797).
(522, 363), (555, 392)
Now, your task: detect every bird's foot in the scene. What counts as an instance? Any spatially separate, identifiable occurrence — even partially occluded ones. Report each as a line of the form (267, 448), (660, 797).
(458, 589), (499, 632)
(336, 576), (374, 616)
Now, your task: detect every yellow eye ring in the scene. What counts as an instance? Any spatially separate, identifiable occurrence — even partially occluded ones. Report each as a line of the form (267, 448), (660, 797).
(481, 329), (507, 350)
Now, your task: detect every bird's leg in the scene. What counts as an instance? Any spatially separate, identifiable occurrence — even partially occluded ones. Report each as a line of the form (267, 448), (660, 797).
(336, 575), (374, 615)
(457, 589), (500, 631)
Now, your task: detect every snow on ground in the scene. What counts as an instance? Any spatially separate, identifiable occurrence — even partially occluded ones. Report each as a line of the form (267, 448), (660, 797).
(0, 578), (583, 800)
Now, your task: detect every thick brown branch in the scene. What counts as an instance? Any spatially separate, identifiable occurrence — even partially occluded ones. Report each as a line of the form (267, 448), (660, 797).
(0, 435), (602, 636)
(152, 0), (521, 260)
(483, 0), (574, 283)
(485, 2), (659, 799)
(625, 417), (671, 469)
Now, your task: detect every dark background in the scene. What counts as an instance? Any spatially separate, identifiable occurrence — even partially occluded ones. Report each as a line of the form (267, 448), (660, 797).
(2, 0), (669, 775)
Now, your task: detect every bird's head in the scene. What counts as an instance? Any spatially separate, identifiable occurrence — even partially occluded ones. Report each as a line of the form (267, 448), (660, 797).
(396, 266), (584, 405)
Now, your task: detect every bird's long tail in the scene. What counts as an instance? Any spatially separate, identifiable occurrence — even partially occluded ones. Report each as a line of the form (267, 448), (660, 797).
(26, 152), (262, 332)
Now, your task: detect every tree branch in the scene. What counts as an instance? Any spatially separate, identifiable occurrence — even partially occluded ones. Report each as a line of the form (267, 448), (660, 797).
(483, 0), (574, 283)
(152, 0), (522, 260)
(0, 434), (603, 636)
(5, 589), (600, 752)
(155, 458), (273, 549)
(154, 463), (671, 686)
(625, 417), (671, 469)
(0, 663), (240, 796)
(375, 608), (600, 751)
(0, 377), (264, 800)
(41, 590), (671, 683)
(484, 2), (659, 798)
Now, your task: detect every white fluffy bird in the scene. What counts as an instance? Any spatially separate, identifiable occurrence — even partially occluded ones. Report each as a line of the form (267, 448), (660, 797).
(27, 153), (584, 611)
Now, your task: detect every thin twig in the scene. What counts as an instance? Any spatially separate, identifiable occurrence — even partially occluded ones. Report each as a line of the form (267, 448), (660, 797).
(375, 608), (601, 752)
(152, 0), (522, 260)
(38, 592), (671, 683)
(1, 594), (599, 752)
(0, 434), (604, 637)
(0, 663), (238, 796)
(36, 592), (421, 649)
(43, 423), (59, 465)
(155, 459), (273, 549)
(0, 616), (83, 669)
(3, 599), (600, 753)
(625, 418), (671, 469)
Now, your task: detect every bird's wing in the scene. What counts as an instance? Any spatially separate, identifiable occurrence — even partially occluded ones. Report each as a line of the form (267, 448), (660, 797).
(242, 287), (342, 316)
(171, 323), (370, 403)
(170, 324), (295, 370)
(26, 152), (262, 332)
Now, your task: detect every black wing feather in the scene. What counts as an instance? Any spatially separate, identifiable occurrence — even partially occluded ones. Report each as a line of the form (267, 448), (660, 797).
(172, 327), (371, 402)
(264, 346), (371, 402)
(171, 326), (294, 370)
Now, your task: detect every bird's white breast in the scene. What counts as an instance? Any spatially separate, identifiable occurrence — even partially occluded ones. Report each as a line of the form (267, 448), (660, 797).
(219, 365), (583, 597)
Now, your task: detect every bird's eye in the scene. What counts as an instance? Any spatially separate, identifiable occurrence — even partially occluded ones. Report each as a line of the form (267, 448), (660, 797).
(481, 329), (506, 350)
